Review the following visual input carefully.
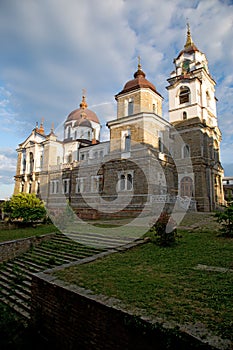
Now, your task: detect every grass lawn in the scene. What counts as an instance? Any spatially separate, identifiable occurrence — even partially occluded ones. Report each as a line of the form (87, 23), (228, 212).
(0, 224), (58, 243)
(54, 228), (233, 342)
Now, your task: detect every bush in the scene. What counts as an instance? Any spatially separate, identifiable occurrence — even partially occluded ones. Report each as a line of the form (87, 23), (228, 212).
(146, 212), (179, 247)
(2, 193), (47, 225)
(214, 204), (233, 238)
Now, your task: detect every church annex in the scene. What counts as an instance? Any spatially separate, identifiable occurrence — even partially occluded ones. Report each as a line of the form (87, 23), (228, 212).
(14, 26), (225, 218)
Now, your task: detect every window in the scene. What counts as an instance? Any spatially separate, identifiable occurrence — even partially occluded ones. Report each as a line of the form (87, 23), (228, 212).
(37, 182), (40, 194)
(50, 180), (59, 194)
(118, 171), (134, 191)
(87, 131), (91, 140)
(179, 87), (190, 104)
(182, 144), (190, 158)
(128, 99), (134, 115)
(183, 111), (187, 120)
(21, 182), (24, 193)
(180, 177), (193, 197)
(158, 131), (163, 153)
(22, 158), (26, 173)
(125, 133), (131, 152)
(206, 91), (210, 107)
(122, 130), (131, 153)
(28, 182), (32, 194)
(153, 101), (157, 114)
(67, 126), (71, 139)
(63, 179), (70, 194)
(29, 152), (34, 173)
(91, 176), (103, 193)
(76, 178), (85, 193)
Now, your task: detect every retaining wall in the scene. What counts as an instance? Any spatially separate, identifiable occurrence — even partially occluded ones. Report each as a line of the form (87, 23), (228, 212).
(31, 252), (220, 350)
(0, 233), (56, 262)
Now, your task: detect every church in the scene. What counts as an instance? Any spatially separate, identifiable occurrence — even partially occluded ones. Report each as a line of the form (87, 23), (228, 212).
(14, 26), (225, 219)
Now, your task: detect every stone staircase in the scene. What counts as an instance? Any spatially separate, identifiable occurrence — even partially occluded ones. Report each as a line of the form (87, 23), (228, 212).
(0, 233), (107, 319)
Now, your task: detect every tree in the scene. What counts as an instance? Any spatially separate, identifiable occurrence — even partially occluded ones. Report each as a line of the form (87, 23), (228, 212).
(214, 204), (233, 238)
(3, 193), (47, 225)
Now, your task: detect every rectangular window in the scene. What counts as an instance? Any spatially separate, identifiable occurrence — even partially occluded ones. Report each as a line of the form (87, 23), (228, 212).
(50, 180), (59, 194)
(76, 177), (85, 193)
(63, 179), (70, 194)
(91, 176), (103, 193)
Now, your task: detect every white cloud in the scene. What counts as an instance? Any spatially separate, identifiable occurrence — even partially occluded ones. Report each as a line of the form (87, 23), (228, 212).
(0, 0), (233, 195)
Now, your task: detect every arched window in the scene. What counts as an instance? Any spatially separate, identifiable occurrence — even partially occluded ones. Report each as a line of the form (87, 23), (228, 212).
(67, 126), (71, 139)
(180, 177), (193, 197)
(179, 87), (190, 104)
(128, 99), (134, 115)
(183, 111), (187, 120)
(183, 144), (190, 158)
(87, 131), (91, 140)
(124, 132), (131, 152)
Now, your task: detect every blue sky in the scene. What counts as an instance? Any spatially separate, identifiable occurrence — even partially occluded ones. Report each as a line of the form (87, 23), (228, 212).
(0, 0), (233, 199)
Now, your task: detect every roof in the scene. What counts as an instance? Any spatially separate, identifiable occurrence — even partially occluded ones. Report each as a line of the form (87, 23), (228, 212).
(115, 62), (162, 98)
(65, 95), (100, 124)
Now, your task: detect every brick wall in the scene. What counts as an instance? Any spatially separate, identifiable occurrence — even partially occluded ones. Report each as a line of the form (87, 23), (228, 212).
(31, 261), (216, 350)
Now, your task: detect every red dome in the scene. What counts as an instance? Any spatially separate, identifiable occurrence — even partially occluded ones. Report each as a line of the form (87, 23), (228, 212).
(66, 108), (100, 124)
(115, 66), (160, 98)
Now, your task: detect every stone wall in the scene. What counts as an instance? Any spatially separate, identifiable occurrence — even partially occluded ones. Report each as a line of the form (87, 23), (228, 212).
(31, 256), (217, 350)
(0, 233), (56, 263)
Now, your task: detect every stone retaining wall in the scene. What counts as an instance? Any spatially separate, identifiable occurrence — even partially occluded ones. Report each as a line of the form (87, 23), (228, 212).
(0, 233), (56, 263)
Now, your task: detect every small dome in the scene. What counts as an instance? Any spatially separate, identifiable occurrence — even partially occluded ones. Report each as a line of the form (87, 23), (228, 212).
(115, 62), (159, 98)
(66, 94), (100, 124)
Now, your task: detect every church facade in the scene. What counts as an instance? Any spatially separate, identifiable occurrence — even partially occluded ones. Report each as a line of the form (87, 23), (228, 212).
(14, 26), (225, 218)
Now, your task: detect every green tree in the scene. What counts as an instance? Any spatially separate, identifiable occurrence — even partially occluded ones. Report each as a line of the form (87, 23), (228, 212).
(3, 193), (47, 224)
(215, 204), (233, 238)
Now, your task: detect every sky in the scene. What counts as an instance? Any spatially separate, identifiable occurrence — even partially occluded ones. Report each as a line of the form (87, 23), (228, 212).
(0, 0), (233, 199)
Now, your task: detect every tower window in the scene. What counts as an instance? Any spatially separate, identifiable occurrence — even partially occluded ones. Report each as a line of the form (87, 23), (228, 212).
(128, 99), (134, 115)
(67, 126), (71, 139)
(179, 87), (190, 104)
(125, 132), (131, 152)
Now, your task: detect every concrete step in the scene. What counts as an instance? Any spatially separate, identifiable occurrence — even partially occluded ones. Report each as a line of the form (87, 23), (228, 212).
(1, 295), (30, 319)
(31, 246), (74, 264)
(0, 280), (30, 302)
(0, 270), (31, 291)
(34, 244), (86, 261)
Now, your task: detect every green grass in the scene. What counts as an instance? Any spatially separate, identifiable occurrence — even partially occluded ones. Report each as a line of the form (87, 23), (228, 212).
(0, 224), (58, 243)
(54, 229), (233, 341)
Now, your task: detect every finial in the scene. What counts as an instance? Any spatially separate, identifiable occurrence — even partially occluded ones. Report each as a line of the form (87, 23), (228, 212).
(138, 56), (142, 70)
(38, 117), (45, 134)
(80, 89), (88, 109)
(50, 121), (54, 133)
(184, 21), (193, 49)
(35, 121), (38, 130)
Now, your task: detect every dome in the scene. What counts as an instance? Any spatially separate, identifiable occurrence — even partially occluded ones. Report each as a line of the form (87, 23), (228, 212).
(66, 95), (100, 124)
(115, 62), (160, 98)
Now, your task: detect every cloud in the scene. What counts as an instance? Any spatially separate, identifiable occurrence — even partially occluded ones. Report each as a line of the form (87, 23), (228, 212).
(0, 0), (233, 195)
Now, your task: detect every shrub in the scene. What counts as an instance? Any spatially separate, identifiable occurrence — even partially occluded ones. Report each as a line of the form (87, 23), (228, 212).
(3, 193), (47, 225)
(214, 204), (233, 238)
(146, 212), (179, 247)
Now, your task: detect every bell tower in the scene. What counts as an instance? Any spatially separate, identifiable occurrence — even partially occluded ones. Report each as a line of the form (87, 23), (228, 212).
(166, 24), (224, 211)
(167, 24), (217, 128)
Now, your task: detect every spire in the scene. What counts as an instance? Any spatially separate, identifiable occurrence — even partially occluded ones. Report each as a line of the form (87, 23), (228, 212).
(184, 22), (194, 49)
(80, 89), (88, 109)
